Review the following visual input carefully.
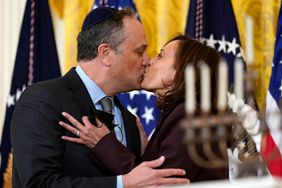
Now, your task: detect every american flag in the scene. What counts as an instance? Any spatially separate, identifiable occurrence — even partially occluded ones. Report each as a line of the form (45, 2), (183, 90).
(186, 0), (244, 85)
(0, 0), (61, 186)
(264, 3), (282, 177)
(93, 0), (160, 137)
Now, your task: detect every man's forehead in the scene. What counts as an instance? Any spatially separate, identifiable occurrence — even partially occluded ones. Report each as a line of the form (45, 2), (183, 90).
(122, 32), (147, 48)
(120, 17), (147, 48)
(123, 17), (145, 33)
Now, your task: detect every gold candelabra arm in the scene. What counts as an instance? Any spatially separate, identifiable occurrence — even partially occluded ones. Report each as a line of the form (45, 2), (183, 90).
(181, 114), (235, 168)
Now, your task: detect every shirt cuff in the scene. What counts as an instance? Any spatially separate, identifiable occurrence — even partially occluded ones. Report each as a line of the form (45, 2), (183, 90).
(117, 175), (123, 188)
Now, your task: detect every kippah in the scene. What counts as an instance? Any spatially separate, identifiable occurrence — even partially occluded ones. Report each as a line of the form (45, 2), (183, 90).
(81, 7), (118, 31)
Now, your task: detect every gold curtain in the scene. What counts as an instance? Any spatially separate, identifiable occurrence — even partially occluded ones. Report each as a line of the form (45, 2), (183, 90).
(3, 153), (12, 188)
(232, 0), (281, 110)
(49, 0), (93, 73)
(134, 0), (189, 57)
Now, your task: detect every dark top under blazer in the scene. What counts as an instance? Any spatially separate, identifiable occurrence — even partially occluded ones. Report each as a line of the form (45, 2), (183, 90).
(91, 102), (228, 182)
(10, 68), (141, 188)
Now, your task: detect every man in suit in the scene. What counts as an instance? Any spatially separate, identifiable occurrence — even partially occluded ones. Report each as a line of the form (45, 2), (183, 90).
(10, 7), (188, 188)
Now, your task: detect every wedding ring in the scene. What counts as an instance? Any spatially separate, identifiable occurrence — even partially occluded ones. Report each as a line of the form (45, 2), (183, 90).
(76, 130), (80, 137)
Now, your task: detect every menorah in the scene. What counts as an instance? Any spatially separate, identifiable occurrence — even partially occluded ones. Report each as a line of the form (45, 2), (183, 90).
(181, 111), (236, 168)
(181, 59), (280, 176)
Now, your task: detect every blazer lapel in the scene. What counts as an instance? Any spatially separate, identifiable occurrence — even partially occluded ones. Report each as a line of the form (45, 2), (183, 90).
(144, 113), (164, 150)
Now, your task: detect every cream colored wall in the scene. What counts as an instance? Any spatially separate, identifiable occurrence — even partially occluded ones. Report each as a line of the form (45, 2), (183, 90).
(50, 4), (65, 75)
(0, 0), (26, 139)
(0, 0), (65, 139)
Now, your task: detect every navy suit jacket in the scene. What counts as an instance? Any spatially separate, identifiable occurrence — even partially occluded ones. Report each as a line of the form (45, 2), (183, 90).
(11, 68), (141, 188)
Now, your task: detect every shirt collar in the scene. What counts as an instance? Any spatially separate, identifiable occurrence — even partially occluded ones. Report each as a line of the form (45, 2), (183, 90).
(75, 64), (106, 105)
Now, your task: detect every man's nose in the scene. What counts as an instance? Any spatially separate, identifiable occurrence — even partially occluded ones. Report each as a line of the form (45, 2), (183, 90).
(142, 53), (150, 66)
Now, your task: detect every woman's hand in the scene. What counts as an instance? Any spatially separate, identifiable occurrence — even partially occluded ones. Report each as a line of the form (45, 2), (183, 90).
(59, 112), (110, 148)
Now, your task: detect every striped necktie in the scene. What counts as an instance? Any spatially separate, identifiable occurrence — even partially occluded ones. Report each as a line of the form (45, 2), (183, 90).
(100, 97), (113, 114)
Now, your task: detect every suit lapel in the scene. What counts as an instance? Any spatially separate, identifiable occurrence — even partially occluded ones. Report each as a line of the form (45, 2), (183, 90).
(63, 68), (94, 117)
(63, 70), (141, 156)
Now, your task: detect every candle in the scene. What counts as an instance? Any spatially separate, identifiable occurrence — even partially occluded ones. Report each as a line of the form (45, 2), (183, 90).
(185, 65), (195, 114)
(200, 62), (211, 113)
(245, 14), (254, 64)
(217, 60), (228, 111)
(234, 58), (244, 99)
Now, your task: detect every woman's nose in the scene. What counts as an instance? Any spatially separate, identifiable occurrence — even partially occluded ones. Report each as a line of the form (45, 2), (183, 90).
(148, 59), (153, 66)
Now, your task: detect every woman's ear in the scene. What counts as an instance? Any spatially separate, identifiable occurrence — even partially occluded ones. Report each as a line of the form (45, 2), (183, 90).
(170, 70), (176, 83)
(97, 43), (111, 66)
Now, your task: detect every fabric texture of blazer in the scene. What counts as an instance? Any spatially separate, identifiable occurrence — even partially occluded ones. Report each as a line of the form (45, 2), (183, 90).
(91, 102), (229, 182)
(11, 68), (141, 188)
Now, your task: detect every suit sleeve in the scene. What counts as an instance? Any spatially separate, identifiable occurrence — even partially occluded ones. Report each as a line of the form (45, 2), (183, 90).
(11, 85), (116, 188)
(89, 133), (140, 174)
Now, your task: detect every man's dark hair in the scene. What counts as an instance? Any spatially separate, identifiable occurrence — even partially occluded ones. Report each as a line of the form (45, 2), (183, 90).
(77, 9), (135, 61)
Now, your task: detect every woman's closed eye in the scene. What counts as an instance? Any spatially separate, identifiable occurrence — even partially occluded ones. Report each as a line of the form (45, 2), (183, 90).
(157, 53), (162, 58)
(156, 49), (164, 59)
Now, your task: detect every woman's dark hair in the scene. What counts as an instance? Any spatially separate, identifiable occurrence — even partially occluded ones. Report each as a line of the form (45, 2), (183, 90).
(157, 34), (220, 114)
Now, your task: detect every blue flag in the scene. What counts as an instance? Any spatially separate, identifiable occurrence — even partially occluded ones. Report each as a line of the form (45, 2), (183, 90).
(93, 0), (138, 12)
(0, 0), (61, 186)
(186, 0), (244, 84)
(268, 6), (282, 105)
(93, 0), (160, 137)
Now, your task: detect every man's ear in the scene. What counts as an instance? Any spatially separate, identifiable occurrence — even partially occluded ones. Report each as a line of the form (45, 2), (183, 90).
(97, 43), (111, 66)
